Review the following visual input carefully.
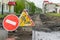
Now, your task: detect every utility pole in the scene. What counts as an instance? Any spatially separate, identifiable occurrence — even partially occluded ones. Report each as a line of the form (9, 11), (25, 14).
(2, 0), (3, 15)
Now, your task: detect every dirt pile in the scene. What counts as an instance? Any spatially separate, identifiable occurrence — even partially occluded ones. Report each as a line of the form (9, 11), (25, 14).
(39, 14), (60, 31)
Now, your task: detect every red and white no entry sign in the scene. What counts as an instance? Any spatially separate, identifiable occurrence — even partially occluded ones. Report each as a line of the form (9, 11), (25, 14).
(3, 14), (19, 31)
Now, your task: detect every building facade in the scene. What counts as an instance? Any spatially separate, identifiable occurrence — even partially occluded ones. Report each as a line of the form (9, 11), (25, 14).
(0, 0), (15, 13)
(43, 0), (60, 14)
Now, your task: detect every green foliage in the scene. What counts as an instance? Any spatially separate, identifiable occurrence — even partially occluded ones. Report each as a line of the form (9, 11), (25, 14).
(29, 2), (36, 13)
(0, 14), (7, 18)
(46, 13), (60, 17)
(14, 0), (25, 13)
(14, 0), (42, 15)
(26, 1), (42, 14)
(35, 7), (42, 14)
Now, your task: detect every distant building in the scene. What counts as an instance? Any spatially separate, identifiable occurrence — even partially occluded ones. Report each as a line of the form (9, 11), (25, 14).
(0, 0), (15, 13)
(43, 0), (60, 14)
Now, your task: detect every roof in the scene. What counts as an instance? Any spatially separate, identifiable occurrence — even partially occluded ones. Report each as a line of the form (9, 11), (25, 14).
(43, 0), (60, 6)
(44, 0), (49, 2)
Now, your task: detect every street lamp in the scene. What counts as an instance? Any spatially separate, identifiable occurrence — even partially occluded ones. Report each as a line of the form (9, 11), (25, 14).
(2, 0), (4, 15)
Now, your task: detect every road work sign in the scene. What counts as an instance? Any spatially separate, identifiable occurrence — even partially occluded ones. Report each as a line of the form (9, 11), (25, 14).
(3, 14), (19, 31)
(19, 11), (35, 27)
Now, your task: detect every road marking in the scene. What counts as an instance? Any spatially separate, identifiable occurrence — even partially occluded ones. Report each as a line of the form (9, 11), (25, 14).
(6, 19), (16, 26)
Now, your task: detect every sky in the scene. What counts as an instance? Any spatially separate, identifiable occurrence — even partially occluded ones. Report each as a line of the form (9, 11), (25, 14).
(29, 0), (60, 8)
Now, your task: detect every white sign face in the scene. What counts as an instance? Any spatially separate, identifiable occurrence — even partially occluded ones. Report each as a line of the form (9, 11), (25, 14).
(32, 30), (60, 40)
(6, 19), (16, 26)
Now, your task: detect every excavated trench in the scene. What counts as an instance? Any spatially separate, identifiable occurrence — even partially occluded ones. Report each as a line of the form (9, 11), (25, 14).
(39, 14), (60, 31)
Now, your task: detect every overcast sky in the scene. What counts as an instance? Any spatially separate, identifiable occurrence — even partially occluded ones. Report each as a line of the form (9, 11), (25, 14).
(29, 0), (60, 8)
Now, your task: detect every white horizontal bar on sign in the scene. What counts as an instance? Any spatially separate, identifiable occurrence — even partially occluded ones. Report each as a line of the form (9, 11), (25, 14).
(6, 19), (16, 26)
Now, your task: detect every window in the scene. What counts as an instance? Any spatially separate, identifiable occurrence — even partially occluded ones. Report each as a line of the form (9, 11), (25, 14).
(6, 4), (8, 10)
(3, 3), (5, 10)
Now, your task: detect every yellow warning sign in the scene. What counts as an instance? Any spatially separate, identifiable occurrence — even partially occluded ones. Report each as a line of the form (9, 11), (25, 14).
(19, 10), (35, 27)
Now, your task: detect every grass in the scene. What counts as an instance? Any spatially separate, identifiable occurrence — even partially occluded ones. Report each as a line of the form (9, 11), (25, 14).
(0, 14), (7, 18)
(46, 13), (60, 17)
(15, 13), (20, 15)
(0, 13), (20, 18)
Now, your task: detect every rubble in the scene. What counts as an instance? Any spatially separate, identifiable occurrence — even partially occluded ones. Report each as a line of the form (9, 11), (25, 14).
(34, 14), (60, 32)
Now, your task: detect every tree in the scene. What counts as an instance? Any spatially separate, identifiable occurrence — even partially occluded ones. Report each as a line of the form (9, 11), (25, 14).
(14, 0), (36, 14)
(35, 7), (42, 14)
(27, 2), (36, 14)
(14, 0), (25, 13)
(26, 1), (42, 14)
(14, 0), (42, 15)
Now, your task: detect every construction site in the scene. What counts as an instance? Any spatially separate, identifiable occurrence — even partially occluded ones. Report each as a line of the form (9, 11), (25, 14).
(0, 0), (60, 40)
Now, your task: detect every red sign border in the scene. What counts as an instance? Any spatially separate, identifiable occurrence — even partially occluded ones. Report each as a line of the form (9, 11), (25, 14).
(3, 14), (19, 31)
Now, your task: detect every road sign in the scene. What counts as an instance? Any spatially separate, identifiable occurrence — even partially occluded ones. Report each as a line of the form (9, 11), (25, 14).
(19, 11), (35, 27)
(3, 14), (19, 31)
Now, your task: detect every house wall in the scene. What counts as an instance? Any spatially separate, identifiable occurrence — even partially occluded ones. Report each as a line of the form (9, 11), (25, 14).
(42, 2), (46, 14)
(0, 0), (14, 13)
(46, 4), (56, 13)
(43, 1), (60, 13)
(56, 7), (60, 13)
